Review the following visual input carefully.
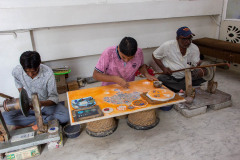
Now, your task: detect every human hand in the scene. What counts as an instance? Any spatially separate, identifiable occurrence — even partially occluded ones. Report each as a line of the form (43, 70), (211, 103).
(29, 101), (42, 110)
(145, 74), (158, 81)
(162, 67), (172, 75)
(197, 60), (202, 66)
(194, 68), (207, 78)
(115, 76), (129, 88)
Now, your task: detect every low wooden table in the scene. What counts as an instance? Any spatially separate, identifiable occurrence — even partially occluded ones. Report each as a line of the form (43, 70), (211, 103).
(67, 79), (185, 126)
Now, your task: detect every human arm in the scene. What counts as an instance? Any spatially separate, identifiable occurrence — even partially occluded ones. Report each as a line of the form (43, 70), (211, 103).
(138, 64), (158, 81)
(191, 44), (201, 66)
(12, 66), (24, 90)
(93, 70), (129, 88)
(152, 54), (172, 75)
(43, 74), (58, 107)
(190, 44), (206, 78)
(197, 60), (202, 66)
(17, 87), (55, 108)
(152, 43), (172, 75)
(93, 47), (129, 88)
(38, 100), (56, 107)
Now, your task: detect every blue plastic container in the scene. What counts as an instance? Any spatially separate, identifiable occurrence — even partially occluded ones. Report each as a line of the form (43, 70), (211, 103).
(160, 105), (173, 111)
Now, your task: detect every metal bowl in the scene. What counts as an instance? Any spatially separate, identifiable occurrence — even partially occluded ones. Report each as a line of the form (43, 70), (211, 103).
(153, 81), (162, 88)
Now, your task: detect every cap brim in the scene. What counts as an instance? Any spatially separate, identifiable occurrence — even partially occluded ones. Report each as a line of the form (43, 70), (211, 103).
(181, 33), (195, 37)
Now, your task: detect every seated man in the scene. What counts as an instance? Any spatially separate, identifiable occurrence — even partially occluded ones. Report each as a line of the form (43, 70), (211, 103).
(93, 37), (157, 87)
(152, 26), (207, 92)
(3, 51), (69, 128)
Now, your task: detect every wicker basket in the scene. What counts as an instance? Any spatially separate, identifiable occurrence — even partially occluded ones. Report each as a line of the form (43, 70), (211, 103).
(86, 118), (117, 137)
(127, 109), (159, 130)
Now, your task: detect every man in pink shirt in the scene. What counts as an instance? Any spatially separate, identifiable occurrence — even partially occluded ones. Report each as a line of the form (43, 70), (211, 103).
(93, 37), (157, 87)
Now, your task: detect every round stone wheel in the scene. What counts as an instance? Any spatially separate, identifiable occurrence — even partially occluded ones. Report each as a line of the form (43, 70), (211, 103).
(86, 118), (117, 137)
(127, 109), (159, 130)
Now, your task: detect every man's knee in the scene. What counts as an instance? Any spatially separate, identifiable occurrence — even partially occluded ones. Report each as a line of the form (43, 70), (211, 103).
(56, 113), (69, 124)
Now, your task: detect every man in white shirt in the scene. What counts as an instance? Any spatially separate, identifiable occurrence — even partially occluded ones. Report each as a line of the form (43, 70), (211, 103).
(152, 26), (207, 92)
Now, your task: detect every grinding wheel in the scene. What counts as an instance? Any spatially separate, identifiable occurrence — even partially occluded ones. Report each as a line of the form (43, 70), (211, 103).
(19, 88), (30, 117)
(201, 61), (214, 81)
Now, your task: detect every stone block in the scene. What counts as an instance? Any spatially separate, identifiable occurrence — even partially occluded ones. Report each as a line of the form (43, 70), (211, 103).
(174, 104), (207, 118)
(174, 103), (185, 112)
(209, 100), (232, 110)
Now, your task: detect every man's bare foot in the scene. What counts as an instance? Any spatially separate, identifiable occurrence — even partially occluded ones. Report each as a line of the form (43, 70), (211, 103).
(32, 124), (38, 131)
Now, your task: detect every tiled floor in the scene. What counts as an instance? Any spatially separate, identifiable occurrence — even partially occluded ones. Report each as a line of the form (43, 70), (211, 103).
(12, 68), (240, 160)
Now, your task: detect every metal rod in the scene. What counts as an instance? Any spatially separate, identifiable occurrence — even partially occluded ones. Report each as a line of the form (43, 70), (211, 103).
(154, 63), (229, 75)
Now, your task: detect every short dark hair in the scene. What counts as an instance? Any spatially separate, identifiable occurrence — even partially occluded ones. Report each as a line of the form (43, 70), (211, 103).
(20, 51), (41, 70)
(119, 37), (138, 57)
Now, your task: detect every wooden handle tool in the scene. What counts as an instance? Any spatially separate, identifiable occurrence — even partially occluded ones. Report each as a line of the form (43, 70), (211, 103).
(154, 63), (229, 75)
(0, 93), (14, 99)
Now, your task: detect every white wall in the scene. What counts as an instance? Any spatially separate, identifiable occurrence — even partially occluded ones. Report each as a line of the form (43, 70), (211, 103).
(34, 16), (218, 61)
(0, 0), (222, 32)
(0, 0), (224, 104)
(0, 32), (33, 103)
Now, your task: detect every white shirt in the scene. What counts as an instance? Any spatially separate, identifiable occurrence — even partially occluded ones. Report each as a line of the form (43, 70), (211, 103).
(12, 64), (59, 104)
(153, 40), (200, 79)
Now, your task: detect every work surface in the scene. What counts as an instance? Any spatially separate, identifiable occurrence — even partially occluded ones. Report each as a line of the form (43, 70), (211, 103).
(67, 79), (185, 125)
(28, 69), (240, 160)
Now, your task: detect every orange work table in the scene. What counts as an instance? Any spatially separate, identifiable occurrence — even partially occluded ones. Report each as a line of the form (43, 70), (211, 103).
(67, 79), (185, 125)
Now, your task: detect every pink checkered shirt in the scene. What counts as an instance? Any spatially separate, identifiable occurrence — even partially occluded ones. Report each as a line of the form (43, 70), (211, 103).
(95, 46), (144, 86)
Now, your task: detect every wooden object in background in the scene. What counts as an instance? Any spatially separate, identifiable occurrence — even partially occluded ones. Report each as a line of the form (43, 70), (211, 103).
(193, 38), (240, 63)
(67, 81), (79, 91)
(141, 93), (182, 105)
(57, 85), (68, 94)
(154, 63), (229, 75)
(55, 75), (68, 94)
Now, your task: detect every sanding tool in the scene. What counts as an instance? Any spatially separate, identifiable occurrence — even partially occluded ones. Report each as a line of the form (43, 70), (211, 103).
(201, 61), (215, 81)
(2, 88), (30, 117)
